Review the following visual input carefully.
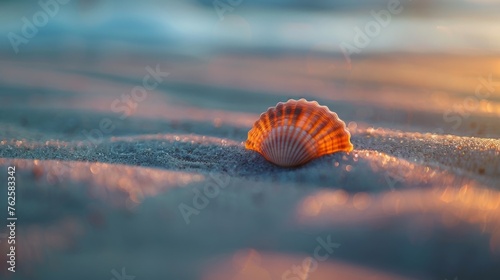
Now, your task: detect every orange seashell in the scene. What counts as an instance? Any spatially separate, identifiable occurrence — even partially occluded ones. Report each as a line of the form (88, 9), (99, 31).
(245, 99), (353, 167)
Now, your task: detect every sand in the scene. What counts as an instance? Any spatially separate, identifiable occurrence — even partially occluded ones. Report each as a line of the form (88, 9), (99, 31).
(0, 52), (499, 280)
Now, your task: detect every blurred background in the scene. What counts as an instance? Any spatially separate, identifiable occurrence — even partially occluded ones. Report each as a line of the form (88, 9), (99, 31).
(0, 0), (499, 55)
(1, 0), (499, 137)
(0, 1), (500, 280)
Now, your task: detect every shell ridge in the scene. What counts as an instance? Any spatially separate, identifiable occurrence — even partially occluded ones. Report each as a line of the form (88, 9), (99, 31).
(287, 127), (305, 165)
(263, 109), (275, 160)
(289, 128), (313, 165)
(279, 103), (290, 164)
(277, 126), (285, 164)
(283, 101), (312, 166)
(287, 127), (304, 165)
(267, 127), (278, 164)
(279, 128), (287, 163)
(282, 102), (300, 165)
(270, 106), (282, 164)
(293, 140), (314, 166)
(316, 126), (344, 152)
(286, 103), (312, 164)
(314, 113), (351, 155)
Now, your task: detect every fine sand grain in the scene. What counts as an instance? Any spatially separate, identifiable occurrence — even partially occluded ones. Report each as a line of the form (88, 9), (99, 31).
(0, 53), (499, 280)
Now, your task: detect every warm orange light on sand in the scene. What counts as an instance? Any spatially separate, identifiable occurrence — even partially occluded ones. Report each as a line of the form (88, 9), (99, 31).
(1, 49), (499, 278)
(0, 158), (208, 267)
(227, 249), (271, 280)
(297, 186), (500, 254)
(202, 249), (415, 280)
(0, 158), (205, 208)
(353, 192), (372, 210)
(300, 190), (350, 217)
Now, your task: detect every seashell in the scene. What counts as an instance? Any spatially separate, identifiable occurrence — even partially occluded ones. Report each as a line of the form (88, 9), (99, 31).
(245, 99), (353, 167)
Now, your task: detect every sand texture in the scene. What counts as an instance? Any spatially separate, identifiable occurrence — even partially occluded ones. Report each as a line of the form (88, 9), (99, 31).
(0, 53), (499, 280)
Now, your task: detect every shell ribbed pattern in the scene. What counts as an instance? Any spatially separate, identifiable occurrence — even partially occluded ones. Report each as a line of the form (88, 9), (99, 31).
(245, 99), (353, 167)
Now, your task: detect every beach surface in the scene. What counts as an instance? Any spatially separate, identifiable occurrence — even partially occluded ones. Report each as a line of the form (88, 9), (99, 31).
(0, 51), (499, 280)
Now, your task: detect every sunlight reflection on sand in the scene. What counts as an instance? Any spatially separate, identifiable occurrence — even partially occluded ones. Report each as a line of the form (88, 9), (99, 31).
(202, 248), (415, 280)
(297, 186), (500, 254)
